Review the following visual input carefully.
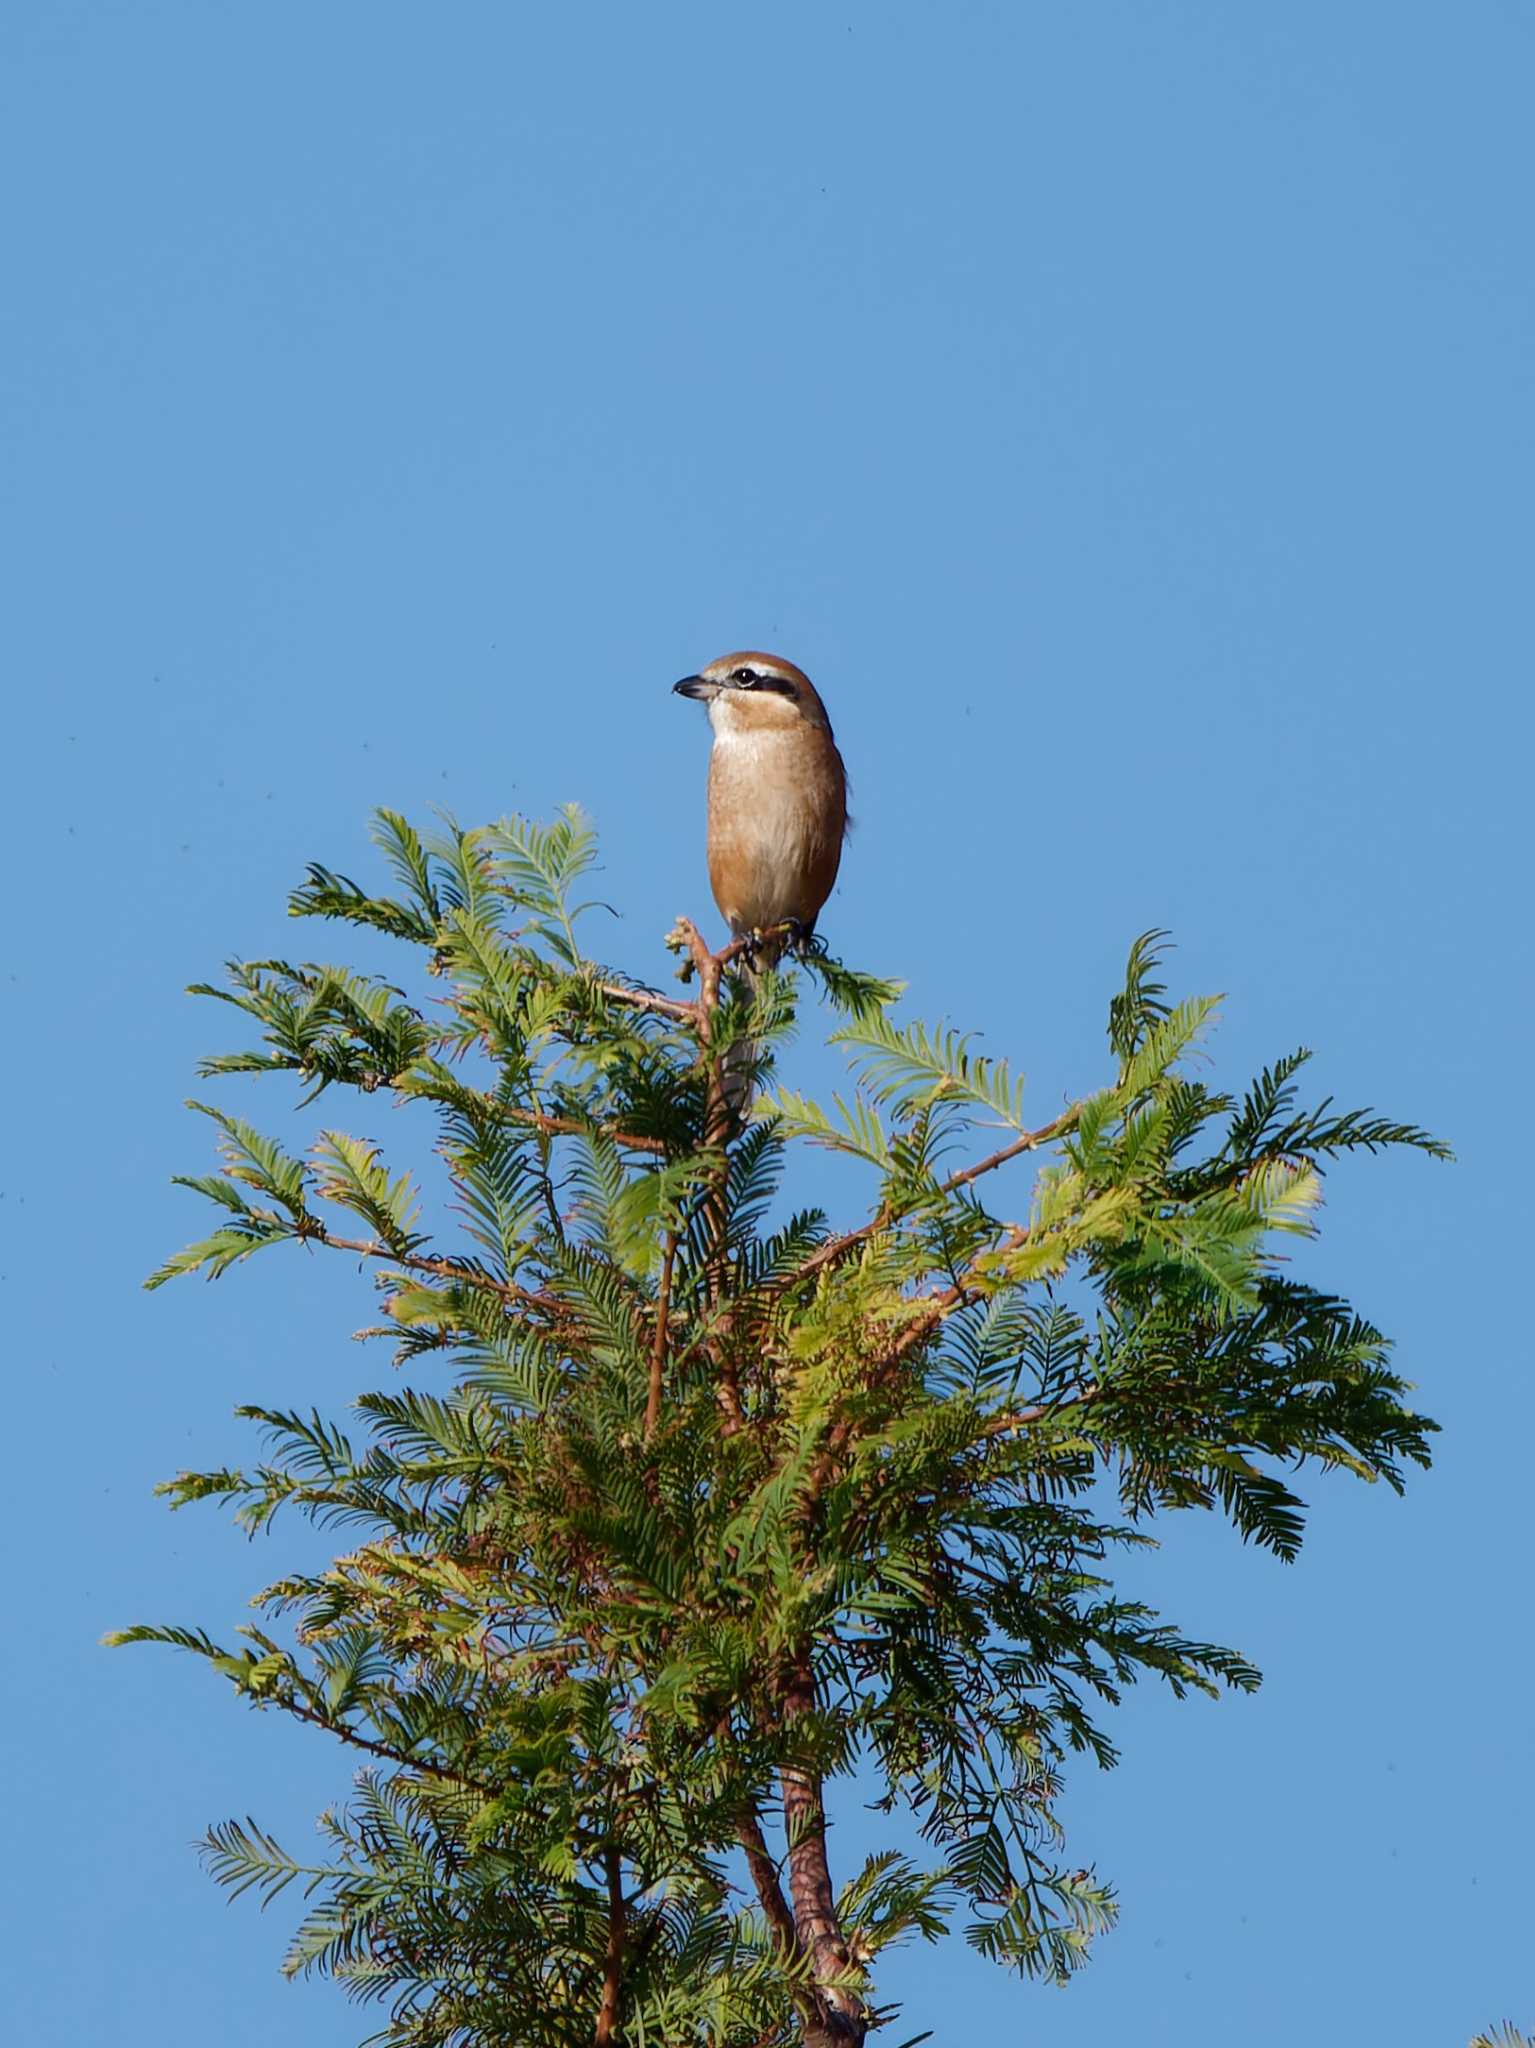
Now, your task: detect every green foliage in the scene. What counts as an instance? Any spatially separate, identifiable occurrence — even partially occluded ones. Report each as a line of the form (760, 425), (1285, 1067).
(116, 811), (1446, 2047)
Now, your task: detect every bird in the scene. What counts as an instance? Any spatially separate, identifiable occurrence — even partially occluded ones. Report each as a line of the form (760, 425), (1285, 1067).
(673, 650), (849, 1106)
(673, 651), (848, 953)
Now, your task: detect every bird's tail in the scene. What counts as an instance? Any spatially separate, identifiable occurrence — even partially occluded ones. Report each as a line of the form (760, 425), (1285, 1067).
(719, 957), (763, 1122)
(719, 937), (787, 1121)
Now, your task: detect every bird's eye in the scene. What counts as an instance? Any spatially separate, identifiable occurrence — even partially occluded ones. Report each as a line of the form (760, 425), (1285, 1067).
(732, 667), (758, 687)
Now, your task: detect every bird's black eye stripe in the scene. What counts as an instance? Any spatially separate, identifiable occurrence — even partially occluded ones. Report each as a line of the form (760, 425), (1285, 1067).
(730, 666), (796, 697)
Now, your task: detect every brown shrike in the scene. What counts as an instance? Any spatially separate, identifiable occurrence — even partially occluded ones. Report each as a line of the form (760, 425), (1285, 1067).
(672, 651), (849, 957)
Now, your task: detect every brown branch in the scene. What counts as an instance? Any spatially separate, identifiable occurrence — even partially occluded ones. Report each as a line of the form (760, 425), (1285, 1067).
(278, 1695), (492, 1792)
(303, 1225), (567, 1318)
(943, 1100), (1083, 1195)
(714, 921), (797, 971)
(735, 1806), (824, 2038)
(484, 1095), (669, 1156)
(409, 1070), (670, 1157)
(981, 1378), (1103, 1436)
(879, 1222), (1030, 1368)
(736, 1807), (803, 1961)
(668, 916), (724, 1011)
(796, 1221), (1033, 1510)
(781, 1103), (1081, 1295)
(597, 979), (701, 1026)
(594, 1846), (626, 2048)
(644, 1230), (677, 1438)
(667, 914), (804, 997)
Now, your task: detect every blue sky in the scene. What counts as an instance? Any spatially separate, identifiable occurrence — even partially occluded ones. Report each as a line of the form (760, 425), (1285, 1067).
(3, 3), (1530, 2040)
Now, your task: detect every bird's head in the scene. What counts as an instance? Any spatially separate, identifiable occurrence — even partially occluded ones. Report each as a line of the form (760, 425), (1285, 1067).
(673, 652), (834, 738)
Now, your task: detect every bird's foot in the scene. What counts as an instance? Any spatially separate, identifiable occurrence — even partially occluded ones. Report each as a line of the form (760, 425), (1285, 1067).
(745, 925), (784, 973)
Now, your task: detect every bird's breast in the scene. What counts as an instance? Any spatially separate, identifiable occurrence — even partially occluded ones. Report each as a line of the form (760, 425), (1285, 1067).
(705, 727), (846, 935)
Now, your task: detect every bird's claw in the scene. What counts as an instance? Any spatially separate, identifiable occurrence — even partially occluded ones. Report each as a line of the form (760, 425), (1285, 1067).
(737, 919), (818, 973)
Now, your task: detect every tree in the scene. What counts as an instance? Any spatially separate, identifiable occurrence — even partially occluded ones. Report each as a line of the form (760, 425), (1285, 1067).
(111, 808), (1447, 2047)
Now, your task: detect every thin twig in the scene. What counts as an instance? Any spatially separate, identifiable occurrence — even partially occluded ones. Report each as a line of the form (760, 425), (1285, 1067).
(597, 979), (701, 1026)
(482, 1095), (669, 1156)
(735, 1807), (801, 1956)
(305, 1225), (566, 1317)
(279, 1695), (492, 1792)
(668, 917), (723, 1011)
(943, 1101), (1083, 1194)
(878, 1222), (1030, 1366)
(781, 1103), (1081, 1294)
(982, 1379), (1103, 1436)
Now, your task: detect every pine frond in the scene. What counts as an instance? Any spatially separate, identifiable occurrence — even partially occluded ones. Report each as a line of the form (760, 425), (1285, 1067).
(370, 809), (442, 924)
(201, 1818), (340, 1907)
(768, 1088), (892, 1168)
(833, 1011), (1028, 1130)
(312, 1131), (422, 1251)
(145, 1218), (292, 1288)
(1108, 929), (1172, 1060)
(288, 864), (438, 943)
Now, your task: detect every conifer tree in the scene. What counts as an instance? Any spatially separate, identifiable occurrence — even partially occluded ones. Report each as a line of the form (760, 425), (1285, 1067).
(113, 809), (1447, 2047)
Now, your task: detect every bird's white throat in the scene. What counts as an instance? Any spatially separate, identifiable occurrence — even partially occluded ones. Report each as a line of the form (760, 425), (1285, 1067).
(707, 692), (801, 741)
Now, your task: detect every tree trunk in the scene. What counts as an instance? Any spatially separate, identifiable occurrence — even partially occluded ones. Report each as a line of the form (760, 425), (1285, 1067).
(781, 1658), (867, 2047)
(798, 2016), (867, 2048)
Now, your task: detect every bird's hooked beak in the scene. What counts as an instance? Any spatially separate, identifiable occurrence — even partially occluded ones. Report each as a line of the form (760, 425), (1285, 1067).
(672, 674), (719, 702)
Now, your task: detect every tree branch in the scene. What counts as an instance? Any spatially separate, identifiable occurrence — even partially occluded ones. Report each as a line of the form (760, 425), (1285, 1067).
(735, 1806), (823, 2038)
(597, 979), (701, 1027)
(482, 1094), (669, 1156)
(667, 916), (724, 1011)
(941, 1101), (1083, 1195)
(276, 1694), (492, 1793)
(983, 1379), (1103, 1437)
(877, 1223), (1030, 1367)
(735, 1807), (802, 1959)
(782, 1104), (1081, 1295)
(302, 1225), (568, 1319)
